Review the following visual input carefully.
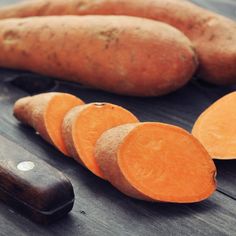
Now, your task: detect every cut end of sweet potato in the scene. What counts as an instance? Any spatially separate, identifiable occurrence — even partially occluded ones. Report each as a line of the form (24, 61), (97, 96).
(192, 92), (236, 160)
(96, 122), (216, 203)
(45, 93), (84, 155)
(13, 96), (33, 125)
(62, 103), (139, 179)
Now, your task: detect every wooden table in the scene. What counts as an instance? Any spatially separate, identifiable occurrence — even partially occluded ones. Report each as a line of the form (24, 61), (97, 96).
(0, 1), (236, 235)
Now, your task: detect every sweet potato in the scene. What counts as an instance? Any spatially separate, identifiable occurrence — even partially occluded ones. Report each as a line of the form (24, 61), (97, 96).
(95, 122), (216, 203)
(62, 103), (139, 178)
(0, 0), (235, 85)
(0, 15), (197, 97)
(13, 92), (84, 155)
(192, 92), (236, 160)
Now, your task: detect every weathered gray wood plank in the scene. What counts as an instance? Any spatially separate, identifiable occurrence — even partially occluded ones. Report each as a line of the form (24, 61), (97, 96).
(0, 79), (236, 236)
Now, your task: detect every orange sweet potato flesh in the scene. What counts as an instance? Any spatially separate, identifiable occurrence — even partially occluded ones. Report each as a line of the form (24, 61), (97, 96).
(62, 103), (139, 179)
(0, 0), (235, 85)
(13, 92), (84, 155)
(95, 122), (216, 203)
(192, 92), (236, 160)
(0, 15), (197, 97)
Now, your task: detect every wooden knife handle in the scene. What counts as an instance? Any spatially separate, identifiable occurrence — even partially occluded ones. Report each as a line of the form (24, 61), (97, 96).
(0, 135), (74, 224)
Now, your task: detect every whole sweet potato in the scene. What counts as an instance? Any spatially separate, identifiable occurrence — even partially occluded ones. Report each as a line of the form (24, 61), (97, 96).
(0, 15), (197, 96)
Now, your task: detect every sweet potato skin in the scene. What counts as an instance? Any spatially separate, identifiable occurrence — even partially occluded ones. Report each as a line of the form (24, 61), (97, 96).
(13, 93), (56, 144)
(0, 15), (197, 96)
(1, 0), (235, 84)
(62, 105), (88, 165)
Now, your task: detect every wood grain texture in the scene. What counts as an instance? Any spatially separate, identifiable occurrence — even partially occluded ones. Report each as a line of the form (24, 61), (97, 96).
(0, 0), (236, 235)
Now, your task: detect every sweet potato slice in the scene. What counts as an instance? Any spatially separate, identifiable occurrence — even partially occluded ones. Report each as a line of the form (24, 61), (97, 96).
(62, 103), (139, 178)
(13, 92), (84, 155)
(192, 92), (236, 160)
(95, 122), (216, 203)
